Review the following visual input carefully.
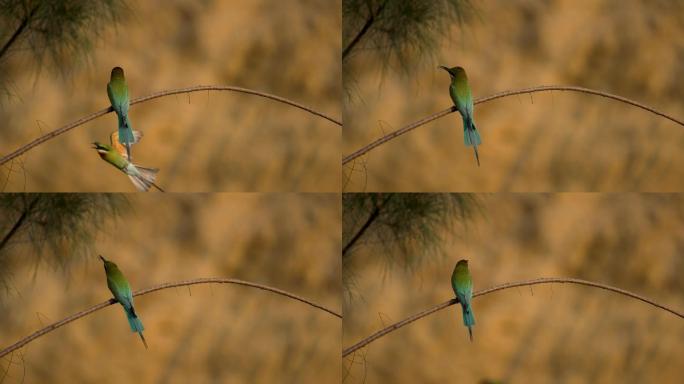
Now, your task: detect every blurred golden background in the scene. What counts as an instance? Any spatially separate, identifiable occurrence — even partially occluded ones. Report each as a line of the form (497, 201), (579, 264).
(343, 0), (684, 191)
(0, 0), (341, 192)
(343, 193), (684, 383)
(0, 193), (340, 383)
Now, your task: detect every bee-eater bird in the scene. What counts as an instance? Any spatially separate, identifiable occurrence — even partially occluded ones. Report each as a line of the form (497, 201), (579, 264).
(440, 65), (481, 166)
(451, 259), (475, 341)
(99, 255), (148, 349)
(107, 66), (135, 161)
(93, 134), (164, 192)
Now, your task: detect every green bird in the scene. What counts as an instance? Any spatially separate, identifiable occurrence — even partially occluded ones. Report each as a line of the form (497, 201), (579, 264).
(440, 65), (481, 166)
(451, 259), (475, 341)
(99, 255), (148, 349)
(93, 131), (164, 192)
(107, 66), (135, 161)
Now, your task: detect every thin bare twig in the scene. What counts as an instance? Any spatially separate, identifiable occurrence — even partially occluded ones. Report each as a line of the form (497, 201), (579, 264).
(342, 85), (684, 165)
(0, 277), (341, 358)
(342, 277), (684, 357)
(0, 85), (341, 166)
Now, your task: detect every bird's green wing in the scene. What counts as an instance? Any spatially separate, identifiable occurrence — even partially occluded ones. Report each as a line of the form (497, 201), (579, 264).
(452, 263), (473, 294)
(454, 78), (473, 116)
(107, 270), (133, 307)
(102, 149), (129, 170)
(107, 79), (129, 115)
(448, 84), (460, 109)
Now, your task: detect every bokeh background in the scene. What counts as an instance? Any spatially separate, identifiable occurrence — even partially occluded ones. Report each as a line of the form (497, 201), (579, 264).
(0, 0), (341, 192)
(0, 193), (340, 383)
(343, 193), (684, 383)
(343, 0), (684, 191)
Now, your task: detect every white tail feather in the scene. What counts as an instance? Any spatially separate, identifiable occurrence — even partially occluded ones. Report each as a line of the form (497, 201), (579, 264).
(126, 164), (159, 192)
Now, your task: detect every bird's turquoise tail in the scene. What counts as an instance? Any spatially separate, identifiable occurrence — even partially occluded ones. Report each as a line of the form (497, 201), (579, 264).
(125, 307), (148, 348)
(125, 308), (144, 333)
(462, 116), (481, 166)
(461, 302), (475, 341)
(461, 302), (475, 327)
(117, 115), (135, 143)
(118, 115), (135, 159)
(462, 116), (481, 147)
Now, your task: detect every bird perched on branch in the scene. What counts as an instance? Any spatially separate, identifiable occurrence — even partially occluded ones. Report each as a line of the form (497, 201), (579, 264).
(451, 259), (475, 341)
(107, 66), (135, 161)
(99, 255), (148, 349)
(92, 131), (164, 192)
(440, 65), (481, 166)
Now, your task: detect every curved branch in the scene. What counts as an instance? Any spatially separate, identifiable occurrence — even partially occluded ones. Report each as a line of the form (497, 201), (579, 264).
(342, 85), (684, 165)
(1, 85), (342, 166)
(1, 277), (341, 358)
(342, 277), (684, 357)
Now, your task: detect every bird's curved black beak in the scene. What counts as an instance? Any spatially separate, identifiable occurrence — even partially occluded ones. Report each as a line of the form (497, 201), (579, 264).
(439, 65), (453, 77)
(91, 142), (99, 149)
(98, 254), (106, 262)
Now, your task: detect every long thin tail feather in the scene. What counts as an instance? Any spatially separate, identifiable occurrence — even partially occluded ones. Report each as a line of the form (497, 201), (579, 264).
(461, 302), (475, 342)
(462, 116), (481, 146)
(461, 302), (476, 326)
(462, 116), (481, 166)
(125, 307), (148, 348)
(138, 332), (148, 349)
(125, 308), (144, 332)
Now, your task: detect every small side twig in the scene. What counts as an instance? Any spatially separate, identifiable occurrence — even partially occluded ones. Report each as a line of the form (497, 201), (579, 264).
(0, 4), (40, 60)
(0, 85), (342, 166)
(342, 194), (392, 259)
(342, 277), (684, 357)
(342, 0), (388, 60)
(0, 277), (341, 358)
(342, 85), (684, 165)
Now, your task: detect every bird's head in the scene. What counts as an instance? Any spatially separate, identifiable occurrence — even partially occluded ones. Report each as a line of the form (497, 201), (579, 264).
(92, 142), (111, 158)
(439, 65), (466, 78)
(110, 66), (125, 80)
(98, 254), (117, 272)
(456, 259), (469, 267)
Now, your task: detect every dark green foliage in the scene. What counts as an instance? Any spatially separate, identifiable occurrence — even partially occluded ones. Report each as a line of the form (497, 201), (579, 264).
(343, 193), (479, 277)
(0, 193), (128, 291)
(343, 0), (475, 72)
(0, 0), (128, 90)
